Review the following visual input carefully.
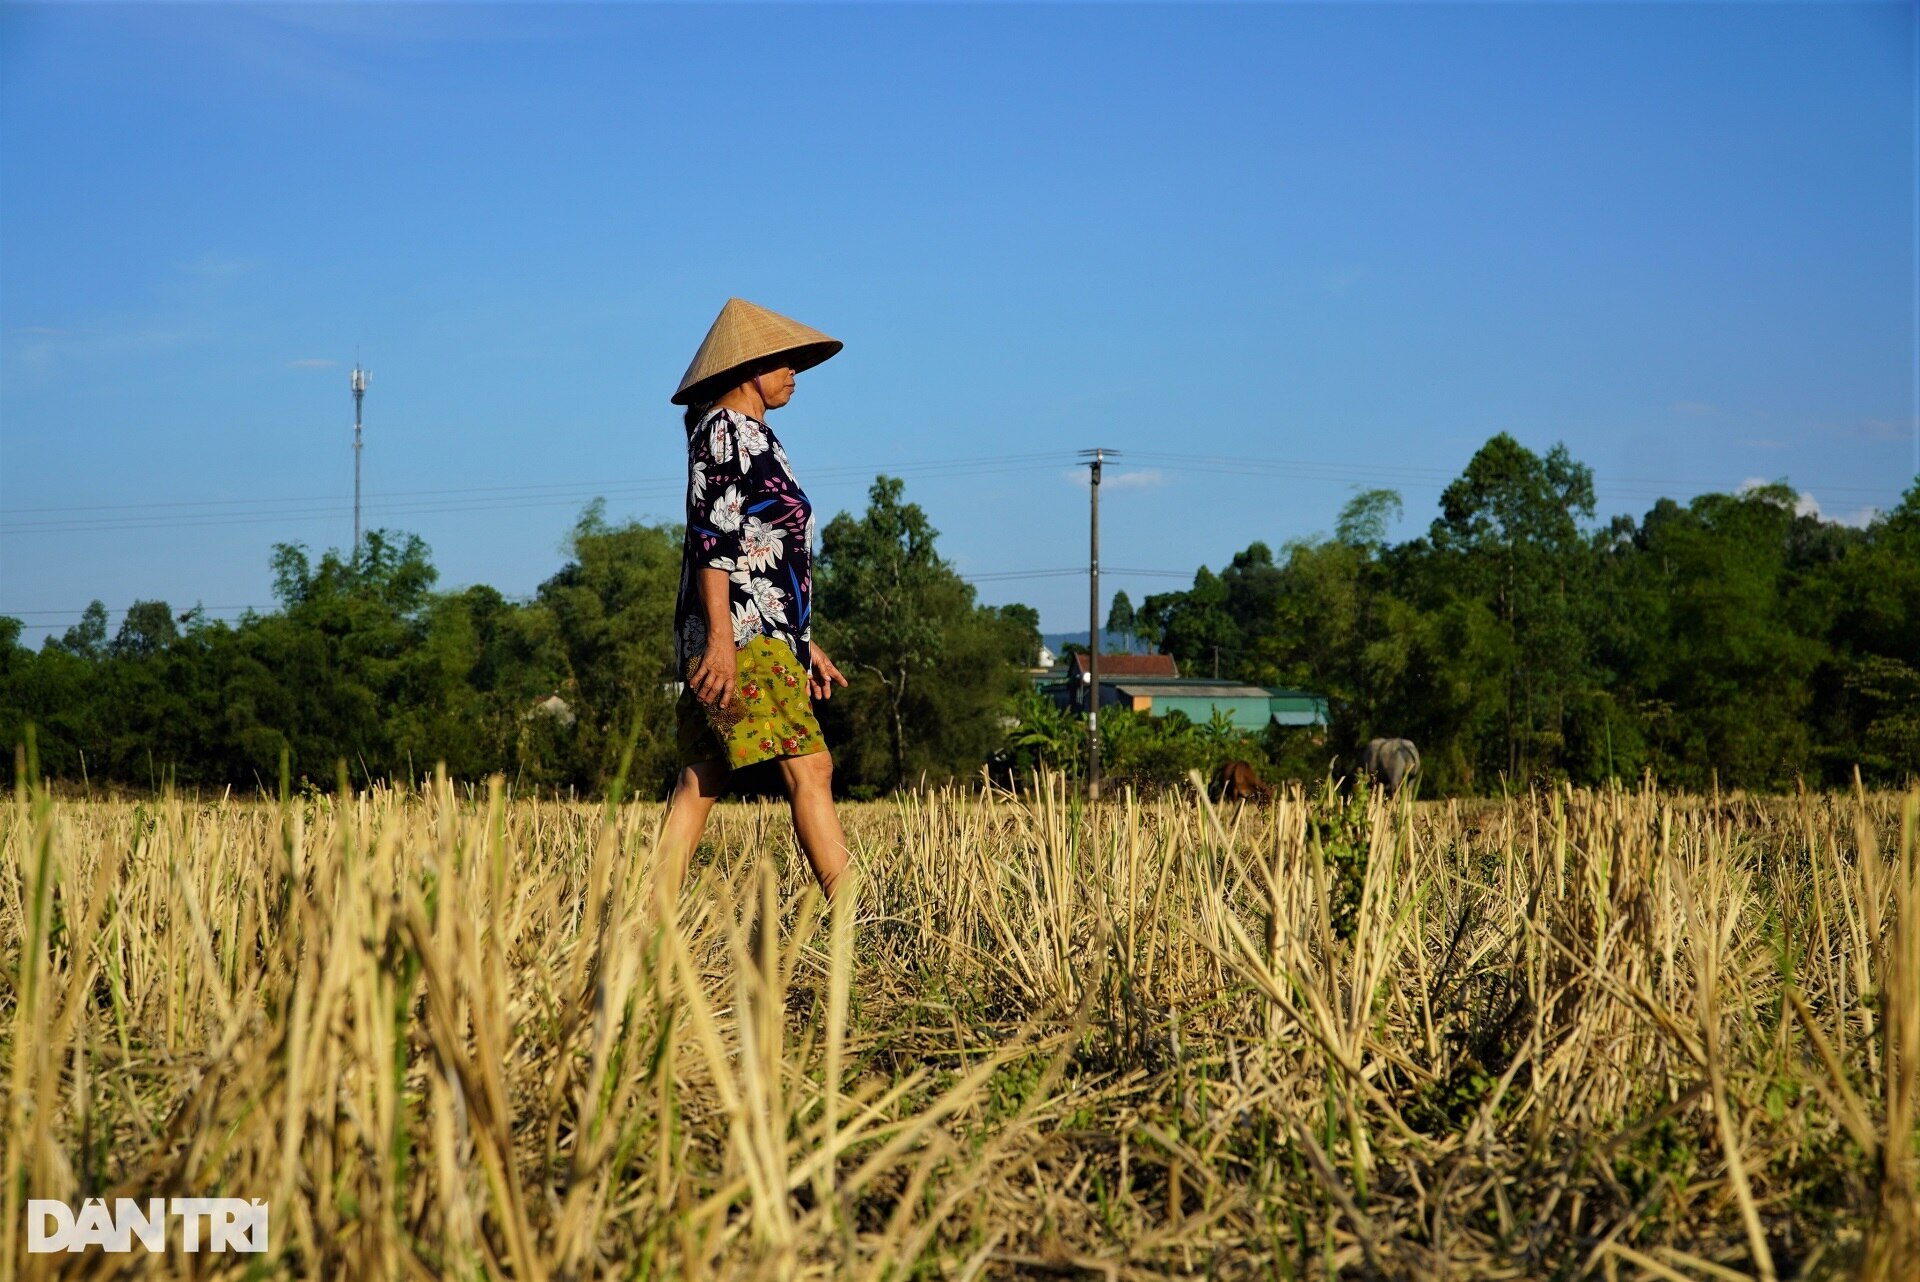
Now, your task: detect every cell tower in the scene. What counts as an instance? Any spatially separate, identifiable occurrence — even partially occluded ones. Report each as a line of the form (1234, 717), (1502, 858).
(351, 364), (368, 562)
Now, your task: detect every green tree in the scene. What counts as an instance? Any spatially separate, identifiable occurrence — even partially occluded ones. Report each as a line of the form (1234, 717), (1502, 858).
(1593, 487), (1826, 788)
(1429, 433), (1597, 782)
(55, 601), (109, 659)
(9, 437), (1908, 798)
(1336, 488), (1404, 550)
(1240, 493), (1401, 755)
(998, 683), (1082, 779)
(254, 529), (443, 783)
(1140, 565), (1237, 677)
(532, 503), (684, 792)
(1138, 542), (1299, 681)
(1106, 590), (1137, 649)
(815, 476), (1032, 792)
(110, 600), (178, 660)
(995, 603), (1044, 667)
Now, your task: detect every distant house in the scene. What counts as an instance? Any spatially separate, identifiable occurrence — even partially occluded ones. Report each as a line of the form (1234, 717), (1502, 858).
(1035, 650), (1177, 692)
(1067, 652), (1179, 680)
(1044, 671), (1329, 730)
(1035, 643), (1056, 670)
(1265, 689), (1332, 727)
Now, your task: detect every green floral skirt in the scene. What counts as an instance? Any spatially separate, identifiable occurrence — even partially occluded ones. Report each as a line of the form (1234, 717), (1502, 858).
(676, 635), (827, 769)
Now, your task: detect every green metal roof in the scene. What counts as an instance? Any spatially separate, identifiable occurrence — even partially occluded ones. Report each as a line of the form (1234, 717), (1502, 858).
(1095, 679), (1330, 729)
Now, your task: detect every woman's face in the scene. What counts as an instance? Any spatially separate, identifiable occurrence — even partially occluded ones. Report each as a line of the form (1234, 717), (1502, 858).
(754, 366), (797, 410)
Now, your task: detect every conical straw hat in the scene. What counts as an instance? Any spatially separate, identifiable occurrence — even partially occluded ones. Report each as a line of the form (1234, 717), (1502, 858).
(671, 298), (842, 405)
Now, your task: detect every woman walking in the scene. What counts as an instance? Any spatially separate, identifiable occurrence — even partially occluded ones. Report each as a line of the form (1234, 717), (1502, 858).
(657, 298), (852, 900)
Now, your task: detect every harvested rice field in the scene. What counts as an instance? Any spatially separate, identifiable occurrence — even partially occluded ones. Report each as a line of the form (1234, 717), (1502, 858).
(3, 773), (1915, 1280)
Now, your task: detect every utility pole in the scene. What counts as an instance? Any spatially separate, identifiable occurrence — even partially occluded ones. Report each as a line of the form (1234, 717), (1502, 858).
(351, 364), (368, 564)
(1080, 448), (1117, 801)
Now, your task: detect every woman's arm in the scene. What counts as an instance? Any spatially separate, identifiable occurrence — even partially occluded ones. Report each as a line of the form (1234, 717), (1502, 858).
(685, 415), (746, 706)
(689, 567), (736, 706)
(808, 640), (848, 701)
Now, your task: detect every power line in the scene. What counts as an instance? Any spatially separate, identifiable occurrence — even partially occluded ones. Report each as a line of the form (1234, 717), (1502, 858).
(0, 451), (1080, 519)
(5, 444), (1901, 537)
(0, 466), (1058, 536)
(0, 453), (1081, 536)
(7, 441), (1902, 621)
(7, 605), (270, 636)
(959, 566), (1189, 583)
(1123, 452), (1903, 498)
(3, 604), (268, 618)
(2, 478), (661, 516)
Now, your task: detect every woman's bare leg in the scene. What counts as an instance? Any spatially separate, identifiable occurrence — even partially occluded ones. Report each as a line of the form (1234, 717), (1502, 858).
(777, 750), (848, 897)
(655, 759), (729, 904)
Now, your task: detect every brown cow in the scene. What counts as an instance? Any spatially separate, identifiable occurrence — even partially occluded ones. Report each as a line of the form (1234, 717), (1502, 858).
(1211, 759), (1273, 803)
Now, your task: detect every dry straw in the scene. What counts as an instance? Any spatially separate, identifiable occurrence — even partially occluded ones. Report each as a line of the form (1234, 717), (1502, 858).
(1, 761), (1915, 1279)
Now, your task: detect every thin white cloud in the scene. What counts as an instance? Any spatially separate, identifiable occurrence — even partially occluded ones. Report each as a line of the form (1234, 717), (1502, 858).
(1737, 477), (1801, 509)
(1834, 505), (1882, 529)
(1841, 417), (1917, 442)
(7, 327), (200, 376)
(1737, 478), (1878, 527)
(6, 286), (216, 395)
(287, 358), (339, 370)
(1671, 401), (1718, 417)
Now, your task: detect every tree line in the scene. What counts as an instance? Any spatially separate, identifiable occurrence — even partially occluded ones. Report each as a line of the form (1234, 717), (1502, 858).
(1104, 433), (1918, 792)
(4, 435), (1915, 796)
(0, 481), (1038, 799)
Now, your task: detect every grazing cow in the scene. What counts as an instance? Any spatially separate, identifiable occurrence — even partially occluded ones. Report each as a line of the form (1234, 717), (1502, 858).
(1360, 738), (1420, 798)
(1212, 759), (1273, 803)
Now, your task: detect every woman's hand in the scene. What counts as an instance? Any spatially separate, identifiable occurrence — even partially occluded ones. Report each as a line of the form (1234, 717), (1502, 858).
(808, 645), (848, 701)
(690, 642), (738, 707)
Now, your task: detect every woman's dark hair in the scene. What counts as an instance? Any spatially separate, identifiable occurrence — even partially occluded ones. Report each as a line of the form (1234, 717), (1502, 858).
(682, 400), (710, 434)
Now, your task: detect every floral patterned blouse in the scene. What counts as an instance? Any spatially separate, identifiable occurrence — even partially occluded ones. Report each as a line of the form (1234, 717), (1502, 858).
(676, 406), (816, 675)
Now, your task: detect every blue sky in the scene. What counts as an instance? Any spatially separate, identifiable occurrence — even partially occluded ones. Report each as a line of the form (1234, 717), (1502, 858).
(2, 1), (1914, 642)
